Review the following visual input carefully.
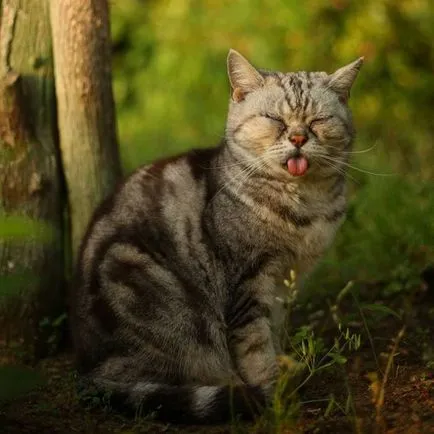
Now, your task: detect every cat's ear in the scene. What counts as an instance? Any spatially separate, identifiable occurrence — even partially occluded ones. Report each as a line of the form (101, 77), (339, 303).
(227, 49), (264, 102)
(328, 57), (364, 103)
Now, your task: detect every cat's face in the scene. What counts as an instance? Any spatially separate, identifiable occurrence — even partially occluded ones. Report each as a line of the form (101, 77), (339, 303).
(226, 50), (363, 180)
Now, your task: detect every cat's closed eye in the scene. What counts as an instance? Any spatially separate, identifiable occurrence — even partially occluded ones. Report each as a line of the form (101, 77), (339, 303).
(309, 116), (334, 129)
(263, 114), (286, 132)
(263, 114), (285, 124)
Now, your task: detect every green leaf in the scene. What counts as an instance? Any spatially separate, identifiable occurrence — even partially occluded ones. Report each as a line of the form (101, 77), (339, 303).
(361, 303), (401, 319)
(52, 313), (68, 327)
(39, 317), (51, 328)
(0, 365), (46, 401)
(324, 394), (336, 417)
(329, 353), (347, 365)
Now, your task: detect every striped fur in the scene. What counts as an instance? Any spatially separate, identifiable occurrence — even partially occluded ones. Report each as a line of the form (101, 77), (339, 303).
(71, 50), (362, 423)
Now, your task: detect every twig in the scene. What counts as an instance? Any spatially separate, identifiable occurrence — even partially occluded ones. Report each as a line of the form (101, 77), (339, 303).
(375, 324), (407, 432)
(352, 291), (382, 375)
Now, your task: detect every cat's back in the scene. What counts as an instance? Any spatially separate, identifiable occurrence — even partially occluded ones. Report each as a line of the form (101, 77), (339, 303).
(70, 147), (221, 363)
(76, 146), (219, 277)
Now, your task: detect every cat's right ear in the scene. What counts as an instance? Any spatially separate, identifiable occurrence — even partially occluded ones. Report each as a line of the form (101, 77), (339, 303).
(227, 49), (264, 102)
(328, 57), (364, 104)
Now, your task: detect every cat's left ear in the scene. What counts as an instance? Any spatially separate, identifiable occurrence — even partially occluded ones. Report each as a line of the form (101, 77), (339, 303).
(328, 57), (364, 103)
(227, 49), (264, 103)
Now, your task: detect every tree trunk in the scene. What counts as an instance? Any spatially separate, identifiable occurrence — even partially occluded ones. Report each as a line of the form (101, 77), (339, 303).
(0, 0), (64, 358)
(50, 0), (122, 260)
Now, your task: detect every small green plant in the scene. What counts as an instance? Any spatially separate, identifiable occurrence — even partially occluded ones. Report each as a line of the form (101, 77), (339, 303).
(289, 325), (361, 387)
(254, 323), (362, 433)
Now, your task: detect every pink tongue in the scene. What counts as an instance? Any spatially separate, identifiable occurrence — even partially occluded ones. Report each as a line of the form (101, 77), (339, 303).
(287, 157), (309, 176)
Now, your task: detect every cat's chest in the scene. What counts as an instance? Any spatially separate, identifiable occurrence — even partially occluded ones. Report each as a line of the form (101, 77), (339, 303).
(293, 216), (342, 258)
(269, 192), (346, 260)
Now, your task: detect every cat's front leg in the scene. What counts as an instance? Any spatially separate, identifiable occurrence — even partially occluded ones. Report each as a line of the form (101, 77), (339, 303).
(228, 290), (278, 397)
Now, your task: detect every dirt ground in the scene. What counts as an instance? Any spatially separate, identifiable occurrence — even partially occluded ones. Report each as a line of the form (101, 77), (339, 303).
(1, 276), (433, 434)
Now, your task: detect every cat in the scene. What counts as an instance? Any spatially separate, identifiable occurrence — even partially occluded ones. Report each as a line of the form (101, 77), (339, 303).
(71, 49), (363, 424)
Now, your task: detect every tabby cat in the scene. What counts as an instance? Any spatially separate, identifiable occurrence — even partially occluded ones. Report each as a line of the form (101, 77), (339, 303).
(71, 49), (363, 424)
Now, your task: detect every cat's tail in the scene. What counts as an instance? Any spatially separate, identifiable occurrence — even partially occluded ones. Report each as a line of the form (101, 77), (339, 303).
(81, 377), (267, 424)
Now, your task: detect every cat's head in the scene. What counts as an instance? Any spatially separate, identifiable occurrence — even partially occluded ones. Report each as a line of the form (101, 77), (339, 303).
(225, 49), (363, 180)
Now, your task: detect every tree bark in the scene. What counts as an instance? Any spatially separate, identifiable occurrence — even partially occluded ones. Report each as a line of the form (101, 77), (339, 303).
(50, 0), (122, 259)
(0, 0), (64, 358)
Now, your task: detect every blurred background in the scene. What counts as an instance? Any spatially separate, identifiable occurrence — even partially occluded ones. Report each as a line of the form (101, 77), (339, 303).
(110, 0), (434, 291)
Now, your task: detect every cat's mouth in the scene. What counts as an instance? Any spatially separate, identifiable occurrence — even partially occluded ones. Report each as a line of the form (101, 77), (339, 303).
(286, 156), (309, 177)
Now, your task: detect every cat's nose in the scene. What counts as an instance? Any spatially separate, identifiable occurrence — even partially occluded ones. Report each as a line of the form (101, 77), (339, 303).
(290, 134), (308, 148)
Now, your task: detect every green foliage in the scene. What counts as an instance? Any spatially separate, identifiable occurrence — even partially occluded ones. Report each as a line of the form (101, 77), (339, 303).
(111, 0), (434, 172)
(360, 303), (401, 320)
(308, 176), (434, 293)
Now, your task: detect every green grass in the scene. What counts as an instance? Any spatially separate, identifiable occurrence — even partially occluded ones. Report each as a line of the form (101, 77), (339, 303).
(305, 168), (434, 297)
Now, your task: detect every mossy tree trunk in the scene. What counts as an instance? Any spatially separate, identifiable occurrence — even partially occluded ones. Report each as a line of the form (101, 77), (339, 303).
(50, 0), (122, 260)
(0, 0), (64, 358)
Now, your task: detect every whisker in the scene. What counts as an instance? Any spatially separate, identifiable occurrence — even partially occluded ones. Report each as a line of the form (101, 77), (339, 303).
(319, 158), (359, 184)
(210, 156), (269, 201)
(208, 143), (279, 170)
(316, 152), (395, 177)
(211, 154), (269, 170)
(311, 149), (356, 179)
(345, 143), (378, 154)
(233, 162), (266, 196)
(321, 142), (378, 155)
(343, 164), (395, 177)
(212, 148), (285, 201)
(320, 155), (394, 177)
(233, 150), (290, 197)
